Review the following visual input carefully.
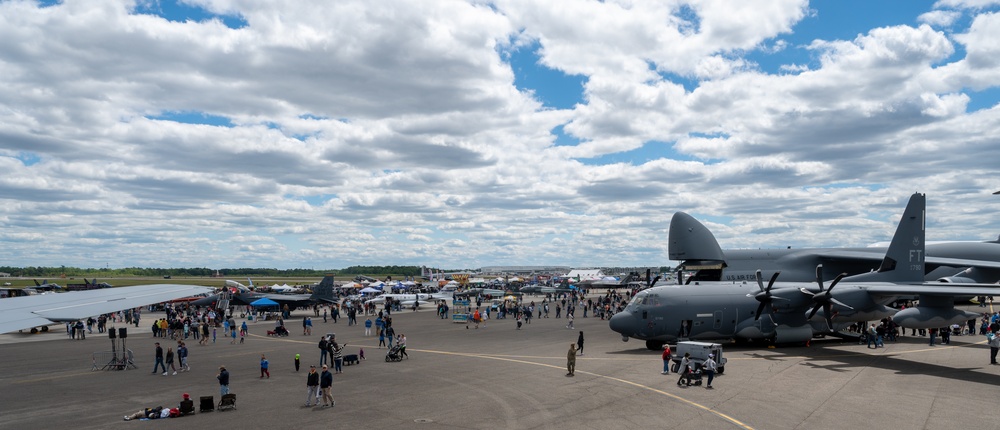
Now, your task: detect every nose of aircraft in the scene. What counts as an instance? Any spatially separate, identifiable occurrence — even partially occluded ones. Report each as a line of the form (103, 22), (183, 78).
(609, 311), (635, 338)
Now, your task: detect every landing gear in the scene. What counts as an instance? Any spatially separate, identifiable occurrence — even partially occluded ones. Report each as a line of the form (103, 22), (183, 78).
(645, 340), (664, 350)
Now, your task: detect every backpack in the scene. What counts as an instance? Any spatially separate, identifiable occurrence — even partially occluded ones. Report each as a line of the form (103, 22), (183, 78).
(318, 338), (328, 350)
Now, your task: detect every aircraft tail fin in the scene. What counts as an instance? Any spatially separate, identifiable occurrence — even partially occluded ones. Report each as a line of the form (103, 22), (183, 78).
(846, 193), (926, 283)
(248, 278), (255, 290)
(34, 279), (42, 286)
(668, 212), (726, 263)
(310, 274), (337, 303)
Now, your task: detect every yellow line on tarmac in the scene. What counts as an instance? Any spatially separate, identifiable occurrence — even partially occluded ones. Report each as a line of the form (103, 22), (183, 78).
(422, 350), (755, 430)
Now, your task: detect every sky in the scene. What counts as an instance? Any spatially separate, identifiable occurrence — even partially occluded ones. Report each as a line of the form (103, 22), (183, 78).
(2, 0), (1000, 270)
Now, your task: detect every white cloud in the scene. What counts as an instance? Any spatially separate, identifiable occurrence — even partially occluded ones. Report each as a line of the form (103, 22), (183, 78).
(0, 1), (999, 270)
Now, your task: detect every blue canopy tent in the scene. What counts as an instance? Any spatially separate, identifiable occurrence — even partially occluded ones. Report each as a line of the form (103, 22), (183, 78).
(250, 297), (279, 307)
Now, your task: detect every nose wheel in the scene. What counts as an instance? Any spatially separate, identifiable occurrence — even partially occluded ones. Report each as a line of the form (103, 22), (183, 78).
(621, 335), (629, 342)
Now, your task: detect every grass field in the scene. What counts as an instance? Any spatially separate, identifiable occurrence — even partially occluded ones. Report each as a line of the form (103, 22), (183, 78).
(0, 276), (346, 289)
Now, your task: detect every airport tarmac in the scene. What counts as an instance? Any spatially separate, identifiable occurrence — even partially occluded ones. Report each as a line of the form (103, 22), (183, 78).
(1, 304), (998, 430)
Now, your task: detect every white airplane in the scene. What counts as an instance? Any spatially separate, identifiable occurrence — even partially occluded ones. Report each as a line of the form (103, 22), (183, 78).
(365, 292), (451, 307)
(0, 284), (213, 334)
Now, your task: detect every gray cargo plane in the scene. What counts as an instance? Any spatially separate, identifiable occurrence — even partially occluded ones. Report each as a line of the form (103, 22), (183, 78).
(611, 193), (1000, 349)
(668, 196), (1000, 284)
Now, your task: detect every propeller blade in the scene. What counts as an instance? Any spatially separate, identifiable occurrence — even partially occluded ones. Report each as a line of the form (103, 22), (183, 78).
(755, 302), (766, 320)
(767, 271), (780, 290)
(799, 287), (813, 296)
(824, 304), (834, 331)
(807, 304), (821, 320)
(815, 264), (825, 290)
(827, 273), (847, 290)
(828, 298), (854, 310)
(755, 270), (765, 293)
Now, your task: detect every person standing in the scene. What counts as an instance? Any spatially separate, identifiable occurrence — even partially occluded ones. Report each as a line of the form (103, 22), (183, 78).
(566, 343), (577, 376)
(178, 342), (189, 372)
(152, 342), (166, 374)
(318, 336), (329, 366)
(576, 331), (584, 356)
(378, 329), (386, 349)
(678, 353), (693, 387)
(260, 354), (270, 379)
(320, 365), (334, 407)
(332, 342), (346, 374)
(217, 366), (230, 397)
(305, 365), (320, 406)
(661, 345), (672, 375)
(295, 353), (301, 372)
(703, 353), (717, 389)
(364, 318), (372, 336)
(989, 330), (1000, 364)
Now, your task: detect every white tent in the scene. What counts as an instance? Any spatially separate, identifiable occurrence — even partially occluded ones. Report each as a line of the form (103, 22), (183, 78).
(360, 287), (381, 294)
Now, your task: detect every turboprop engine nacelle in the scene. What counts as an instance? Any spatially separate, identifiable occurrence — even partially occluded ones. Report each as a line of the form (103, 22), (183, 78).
(935, 276), (977, 283)
(892, 307), (979, 329)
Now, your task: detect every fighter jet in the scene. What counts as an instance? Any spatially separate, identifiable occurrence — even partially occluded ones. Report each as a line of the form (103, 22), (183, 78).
(669, 196), (1000, 284)
(611, 193), (1000, 349)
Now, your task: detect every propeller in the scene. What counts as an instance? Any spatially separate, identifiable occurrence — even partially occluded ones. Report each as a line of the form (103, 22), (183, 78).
(746, 270), (784, 320)
(800, 265), (852, 330)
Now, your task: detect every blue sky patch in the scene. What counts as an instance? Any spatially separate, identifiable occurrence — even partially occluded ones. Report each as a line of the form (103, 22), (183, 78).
(15, 152), (41, 166)
(136, 0), (248, 29)
(551, 124), (581, 147)
(506, 42), (587, 110)
(146, 111), (234, 127)
(576, 140), (701, 166)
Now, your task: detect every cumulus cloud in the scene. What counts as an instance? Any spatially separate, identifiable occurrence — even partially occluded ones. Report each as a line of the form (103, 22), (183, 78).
(0, 0), (998, 269)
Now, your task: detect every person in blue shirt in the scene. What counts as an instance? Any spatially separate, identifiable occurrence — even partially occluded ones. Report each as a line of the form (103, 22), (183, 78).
(260, 354), (270, 378)
(364, 318), (372, 336)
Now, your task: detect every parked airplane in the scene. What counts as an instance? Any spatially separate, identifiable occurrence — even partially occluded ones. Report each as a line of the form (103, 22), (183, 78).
(365, 292), (452, 307)
(611, 193), (1000, 349)
(0, 284), (213, 334)
(668, 196), (1000, 284)
(32, 279), (64, 291)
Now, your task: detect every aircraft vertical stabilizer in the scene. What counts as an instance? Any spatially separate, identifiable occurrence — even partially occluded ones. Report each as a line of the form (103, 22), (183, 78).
(847, 193), (926, 283)
(310, 274), (337, 303)
(668, 212), (726, 262)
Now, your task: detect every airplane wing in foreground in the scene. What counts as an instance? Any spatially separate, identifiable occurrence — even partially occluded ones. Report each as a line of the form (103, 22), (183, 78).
(0, 284), (214, 334)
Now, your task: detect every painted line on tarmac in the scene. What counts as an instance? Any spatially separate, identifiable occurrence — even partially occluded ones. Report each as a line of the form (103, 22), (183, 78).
(421, 349), (755, 430)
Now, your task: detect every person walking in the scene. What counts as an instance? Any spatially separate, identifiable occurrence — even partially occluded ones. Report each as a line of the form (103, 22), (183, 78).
(703, 353), (718, 389)
(165, 347), (177, 375)
(566, 312), (574, 329)
(320, 365), (334, 407)
(576, 331), (584, 356)
(260, 354), (270, 379)
(305, 365), (320, 406)
(566, 343), (577, 376)
(378, 329), (386, 349)
(661, 345), (672, 375)
(295, 353), (301, 372)
(678, 353), (693, 387)
(217, 365), (230, 397)
(152, 342), (166, 374)
(318, 336), (329, 366)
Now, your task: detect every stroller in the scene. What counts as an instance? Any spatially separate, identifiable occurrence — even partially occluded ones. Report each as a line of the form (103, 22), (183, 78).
(677, 364), (704, 387)
(268, 325), (290, 337)
(385, 344), (403, 362)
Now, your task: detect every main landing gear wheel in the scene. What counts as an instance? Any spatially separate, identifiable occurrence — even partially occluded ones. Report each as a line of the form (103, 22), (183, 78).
(645, 340), (664, 350)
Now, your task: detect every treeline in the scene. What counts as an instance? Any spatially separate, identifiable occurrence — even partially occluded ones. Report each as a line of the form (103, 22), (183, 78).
(0, 266), (337, 278)
(339, 266), (426, 276)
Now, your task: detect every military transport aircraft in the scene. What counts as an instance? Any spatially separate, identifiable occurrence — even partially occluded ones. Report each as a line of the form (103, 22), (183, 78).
(668, 196), (1000, 284)
(611, 193), (1000, 350)
(0, 284), (213, 334)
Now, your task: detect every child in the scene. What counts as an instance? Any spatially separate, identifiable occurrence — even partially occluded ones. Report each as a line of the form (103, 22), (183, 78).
(260, 354), (269, 378)
(294, 353), (301, 371)
(212, 328), (217, 344)
(359, 348), (366, 361)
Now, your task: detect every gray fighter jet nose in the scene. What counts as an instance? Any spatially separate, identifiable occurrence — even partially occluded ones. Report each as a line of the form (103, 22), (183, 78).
(609, 311), (634, 338)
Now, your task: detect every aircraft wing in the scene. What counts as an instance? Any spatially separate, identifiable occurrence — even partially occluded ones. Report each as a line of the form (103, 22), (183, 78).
(923, 256), (1000, 270)
(864, 283), (1000, 298)
(0, 284), (213, 334)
